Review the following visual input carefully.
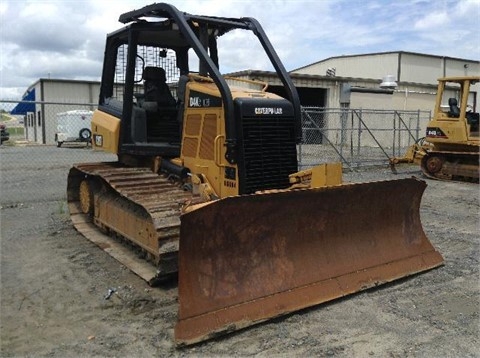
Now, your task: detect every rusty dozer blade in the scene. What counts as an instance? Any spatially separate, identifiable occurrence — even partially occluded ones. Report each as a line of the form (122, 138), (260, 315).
(175, 178), (443, 345)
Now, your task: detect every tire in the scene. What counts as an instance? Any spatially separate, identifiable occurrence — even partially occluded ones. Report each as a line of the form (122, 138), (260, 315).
(57, 141), (63, 148)
(79, 128), (92, 142)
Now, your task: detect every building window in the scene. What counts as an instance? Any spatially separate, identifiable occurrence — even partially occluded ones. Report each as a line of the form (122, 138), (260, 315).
(38, 111), (41, 126)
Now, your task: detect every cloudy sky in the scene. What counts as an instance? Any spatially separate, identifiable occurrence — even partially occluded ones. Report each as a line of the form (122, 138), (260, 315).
(1, 0), (479, 99)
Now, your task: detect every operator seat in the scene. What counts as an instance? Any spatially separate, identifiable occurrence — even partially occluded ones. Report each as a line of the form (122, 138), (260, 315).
(143, 67), (177, 107)
(448, 98), (460, 118)
(142, 67), (179, 143)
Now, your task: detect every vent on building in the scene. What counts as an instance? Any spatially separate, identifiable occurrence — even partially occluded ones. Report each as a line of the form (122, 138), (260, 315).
(380, 75), (398, 89)
(326, 67), (336, 77)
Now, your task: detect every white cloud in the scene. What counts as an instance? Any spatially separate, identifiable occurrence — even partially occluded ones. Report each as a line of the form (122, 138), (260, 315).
(414, 11), (449, 30)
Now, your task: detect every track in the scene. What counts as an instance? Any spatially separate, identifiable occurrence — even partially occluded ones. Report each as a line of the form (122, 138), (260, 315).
(67, 162), (193, 285)
(421, 151), (479, 183)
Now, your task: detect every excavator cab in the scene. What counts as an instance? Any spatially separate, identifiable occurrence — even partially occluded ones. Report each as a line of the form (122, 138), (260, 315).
(68, 3), (444, 346)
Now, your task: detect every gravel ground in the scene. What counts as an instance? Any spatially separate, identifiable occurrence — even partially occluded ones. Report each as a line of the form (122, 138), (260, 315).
(1, 145), (479, 357)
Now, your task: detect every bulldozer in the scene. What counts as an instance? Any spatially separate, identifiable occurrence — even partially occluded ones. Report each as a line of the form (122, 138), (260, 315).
(391, 76), (479, 182)
(67, 3), (443, 346)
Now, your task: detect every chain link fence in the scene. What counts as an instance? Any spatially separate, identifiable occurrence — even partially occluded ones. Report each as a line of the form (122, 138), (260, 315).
(1, 100), (429, 169)
(1, 100), (96, 146)
(300, 107), (430, 169)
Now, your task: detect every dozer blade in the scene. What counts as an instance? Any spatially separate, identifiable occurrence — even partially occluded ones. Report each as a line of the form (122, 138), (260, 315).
(175, 178), (443, 345)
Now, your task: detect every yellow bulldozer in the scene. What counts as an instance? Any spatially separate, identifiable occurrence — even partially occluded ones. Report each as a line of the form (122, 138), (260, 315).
(391, 76), (479, 182)
(67, 3), (443, 345)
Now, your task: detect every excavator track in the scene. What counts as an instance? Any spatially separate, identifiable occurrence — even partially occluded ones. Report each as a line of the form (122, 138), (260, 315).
(67, 162), (193, 285)
(421, 151), (479, 183)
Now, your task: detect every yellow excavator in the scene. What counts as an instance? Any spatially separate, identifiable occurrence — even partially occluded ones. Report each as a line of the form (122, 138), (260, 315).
(391, 76), (479, 182)
(67, 3), (443, 346)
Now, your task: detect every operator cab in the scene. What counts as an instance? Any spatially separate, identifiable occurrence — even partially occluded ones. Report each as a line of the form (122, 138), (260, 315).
(436, 78), (479, 138)
(93, 3), (301, 163)
(97, 20), (190, 157)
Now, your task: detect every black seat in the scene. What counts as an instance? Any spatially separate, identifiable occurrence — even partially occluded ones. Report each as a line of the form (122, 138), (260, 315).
(143, 67), (177, 107)
(142, 67), (180, 143)
(448, 98), (460, 118)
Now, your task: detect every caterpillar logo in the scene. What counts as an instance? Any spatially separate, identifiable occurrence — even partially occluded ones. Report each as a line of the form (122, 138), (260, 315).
(255, 107), (283, 115)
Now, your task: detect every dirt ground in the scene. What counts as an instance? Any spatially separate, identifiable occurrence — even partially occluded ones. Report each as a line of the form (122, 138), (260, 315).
(1, 146), (479, 357)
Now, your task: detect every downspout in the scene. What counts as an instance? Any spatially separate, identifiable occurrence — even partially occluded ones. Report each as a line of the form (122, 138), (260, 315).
(40, 80), (46, 144)
(397, 52), (402, 84)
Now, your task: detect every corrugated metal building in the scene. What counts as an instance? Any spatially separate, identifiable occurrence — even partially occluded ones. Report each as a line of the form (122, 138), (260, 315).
(290, 51), (480, 110)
